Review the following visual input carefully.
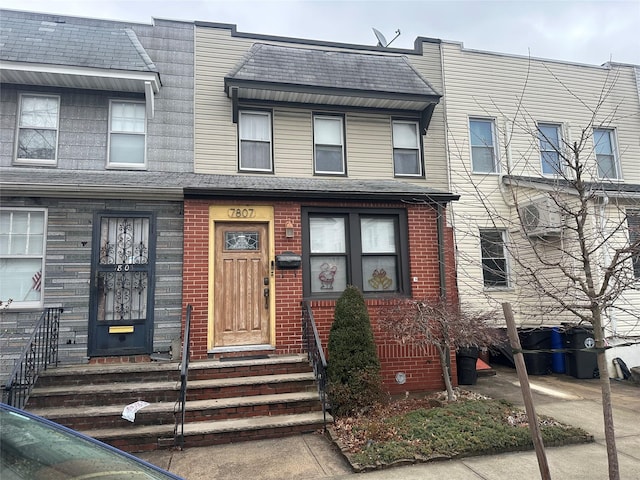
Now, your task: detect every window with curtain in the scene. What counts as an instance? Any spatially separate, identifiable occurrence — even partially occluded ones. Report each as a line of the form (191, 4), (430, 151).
(239, 111), (272, 171)
(0, 209), (46, 308)
(480, 229), (509, 287)
(304, 209), (408, 296)
(593, 128), (619, 179)
(538, 123), (562, 175)
(109, 100), (146, 167)
(470, 118), (498, 173)
(16, 94), (59, 164)
(392, 120), (422, 176)
(314, 115), (345, 174)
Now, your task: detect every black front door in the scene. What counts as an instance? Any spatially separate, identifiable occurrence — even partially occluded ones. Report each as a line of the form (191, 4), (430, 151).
(88, 212), (156, 356)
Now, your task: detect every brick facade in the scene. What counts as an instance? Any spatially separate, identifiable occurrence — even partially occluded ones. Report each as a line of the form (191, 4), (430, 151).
(182, 198), (459, 394)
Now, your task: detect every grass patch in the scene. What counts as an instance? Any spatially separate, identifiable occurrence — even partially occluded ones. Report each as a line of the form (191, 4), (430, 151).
(329, 391), (593, 472)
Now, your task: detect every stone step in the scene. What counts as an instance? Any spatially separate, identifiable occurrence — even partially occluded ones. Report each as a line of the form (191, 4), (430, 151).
(28, 391), (323, 430)
(83, 412), (331, 453)
(27, 372), (317, 408)
(36, 354), (310, 386)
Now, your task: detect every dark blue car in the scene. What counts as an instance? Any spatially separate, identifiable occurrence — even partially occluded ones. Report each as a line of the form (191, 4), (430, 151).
(1, 403), (183, 479)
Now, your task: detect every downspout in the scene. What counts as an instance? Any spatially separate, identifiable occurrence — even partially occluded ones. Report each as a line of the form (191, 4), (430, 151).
(437, 202), (447, 300)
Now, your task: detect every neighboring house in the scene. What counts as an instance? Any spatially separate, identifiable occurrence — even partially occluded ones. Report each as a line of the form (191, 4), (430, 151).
(440, 42), (640, 375)
(183, 23), (460, 394)
(0, 10), (194, 376)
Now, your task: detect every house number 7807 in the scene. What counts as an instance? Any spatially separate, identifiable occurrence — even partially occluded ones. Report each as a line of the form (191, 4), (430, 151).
(228, 208), (255, 218)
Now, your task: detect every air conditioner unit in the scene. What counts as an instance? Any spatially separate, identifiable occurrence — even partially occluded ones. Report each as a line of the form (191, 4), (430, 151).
(519, 197), (563, 237)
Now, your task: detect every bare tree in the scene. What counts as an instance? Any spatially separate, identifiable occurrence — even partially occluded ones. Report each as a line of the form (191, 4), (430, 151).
(379, 298), (501, 401)
(448, 60), (640, 480)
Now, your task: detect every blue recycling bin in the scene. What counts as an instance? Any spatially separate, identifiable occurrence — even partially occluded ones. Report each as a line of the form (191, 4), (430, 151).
(551, 327), (565, 373)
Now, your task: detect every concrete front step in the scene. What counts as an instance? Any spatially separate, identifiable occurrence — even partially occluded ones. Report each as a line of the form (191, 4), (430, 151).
(27, 372), (316, 408)
(28, 391), (323, 430)
(84, 412), (331, 453)
(35, 354), (310, 386)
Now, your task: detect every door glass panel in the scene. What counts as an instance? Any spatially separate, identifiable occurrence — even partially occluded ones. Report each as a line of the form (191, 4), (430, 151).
(97, 271), (148, 322)
(100, 217), (149, 265)
(97, 217), (149, 322)
(225, 231), (259, 251)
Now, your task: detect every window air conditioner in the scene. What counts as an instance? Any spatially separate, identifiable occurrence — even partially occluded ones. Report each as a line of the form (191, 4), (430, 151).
(519, 197), (563, 237)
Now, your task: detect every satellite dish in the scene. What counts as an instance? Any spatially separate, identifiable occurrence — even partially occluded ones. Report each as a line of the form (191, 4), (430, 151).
(372, 28), (401, 48)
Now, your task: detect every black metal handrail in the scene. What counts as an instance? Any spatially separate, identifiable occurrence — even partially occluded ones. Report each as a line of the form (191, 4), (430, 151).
(174, 304), (192, 449)
(3, 307), (63, 409)
(301, 301), (328, 430)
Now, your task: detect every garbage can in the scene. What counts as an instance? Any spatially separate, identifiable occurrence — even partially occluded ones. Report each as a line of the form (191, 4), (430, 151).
(551, 327), (565, 373)
(519, 328), (552, 375)
(565, 326), (599, 379)
(456, 347), (479, 385)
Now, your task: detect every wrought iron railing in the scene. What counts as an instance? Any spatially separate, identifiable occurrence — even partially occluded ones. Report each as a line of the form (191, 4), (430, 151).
(174, 304), (192, 449)
(301, 301), (328, 430)
(3, 307), (63, 409)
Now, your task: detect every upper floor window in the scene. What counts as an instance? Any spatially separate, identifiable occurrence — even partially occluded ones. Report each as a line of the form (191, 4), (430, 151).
(538, 123), (562, 175)
(392, 120), (422, 176)
(313, 115), (345, 175)
(303, 208), (408, 297)
(109, 100), (146, 168)
(239, 111), (272, 172)
(480, 229), (509, 288)
(15, 94), (60, 165)
(469, 118), (498, 173)
(628, 210), (640, 279)
(593, 128), (619, 179)
(0, 208), (47, 309)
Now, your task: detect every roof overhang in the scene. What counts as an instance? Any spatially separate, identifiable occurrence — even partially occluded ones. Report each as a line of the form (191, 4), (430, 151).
(502, 175), (640, 200)
(226, 80), (439, 133)
(0, 61), (161, 118)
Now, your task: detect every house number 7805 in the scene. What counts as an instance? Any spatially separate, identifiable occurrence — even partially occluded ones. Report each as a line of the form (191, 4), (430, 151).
(228, 208), (255, 218)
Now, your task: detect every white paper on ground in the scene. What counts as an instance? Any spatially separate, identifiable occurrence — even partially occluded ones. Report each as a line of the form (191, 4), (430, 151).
(122, 400), (150, 422)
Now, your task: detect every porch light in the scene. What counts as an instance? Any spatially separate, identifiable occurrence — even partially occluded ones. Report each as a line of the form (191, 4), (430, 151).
(285, 221), (294, 238)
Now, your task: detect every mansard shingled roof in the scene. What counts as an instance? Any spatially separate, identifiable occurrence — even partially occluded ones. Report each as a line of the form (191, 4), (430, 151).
(0, 12), (157, 73)
(226, 43), (439, 99)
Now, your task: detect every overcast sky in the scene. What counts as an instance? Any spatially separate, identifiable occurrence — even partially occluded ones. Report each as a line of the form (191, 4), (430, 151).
(3, 0), (639, 66)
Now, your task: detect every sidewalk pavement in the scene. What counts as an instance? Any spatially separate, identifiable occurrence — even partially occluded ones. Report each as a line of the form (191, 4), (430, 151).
(138, 366), (640, 479)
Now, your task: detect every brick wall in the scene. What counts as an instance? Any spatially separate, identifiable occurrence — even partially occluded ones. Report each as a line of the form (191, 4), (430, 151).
(183, 198), (459, 393)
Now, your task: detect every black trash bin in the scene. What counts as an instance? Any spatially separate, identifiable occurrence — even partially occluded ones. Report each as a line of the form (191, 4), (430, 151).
(518, 328), (552, 375)
(456, 347), (479, 385)
(565, 326), (599, 379)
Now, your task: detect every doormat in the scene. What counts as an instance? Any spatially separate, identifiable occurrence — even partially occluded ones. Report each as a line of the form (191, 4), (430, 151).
(219, 355), (269, 362)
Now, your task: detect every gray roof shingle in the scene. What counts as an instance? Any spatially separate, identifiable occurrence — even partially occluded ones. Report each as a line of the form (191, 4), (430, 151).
(226, 43), (439, 98)
(0, 168), (458, 203)
(0, 12), (157, 73)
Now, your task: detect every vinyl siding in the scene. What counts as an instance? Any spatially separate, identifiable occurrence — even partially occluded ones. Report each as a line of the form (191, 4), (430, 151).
(194, 27), (449, 190)
(442, 41), (640, 328)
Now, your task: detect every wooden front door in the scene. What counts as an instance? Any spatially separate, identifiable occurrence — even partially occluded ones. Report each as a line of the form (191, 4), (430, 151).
(214, 222), (270, 348)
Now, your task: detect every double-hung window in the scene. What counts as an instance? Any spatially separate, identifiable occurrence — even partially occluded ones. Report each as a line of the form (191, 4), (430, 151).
(538, 123), (562, 175)
(314, 115), (345, 174)
(392, 120), (422, 176)
(15, 94), (60, 165)
(0, 209), (47, 308)
(593, 128), (619, 179)
(239, 111), (272, 172)
(304, 208), (408, 296)
(480, 229), (509, 288)
(469, 118), (498, 173)
(628, 210), (640, 279)
(109, 100), (146, 168)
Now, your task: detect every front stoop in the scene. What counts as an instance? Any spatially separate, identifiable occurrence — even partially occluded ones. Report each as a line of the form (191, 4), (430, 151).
(26, 354), (331, 453)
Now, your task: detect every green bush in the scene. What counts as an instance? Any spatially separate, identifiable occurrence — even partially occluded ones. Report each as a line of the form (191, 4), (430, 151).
(327, 285), (383, 416)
